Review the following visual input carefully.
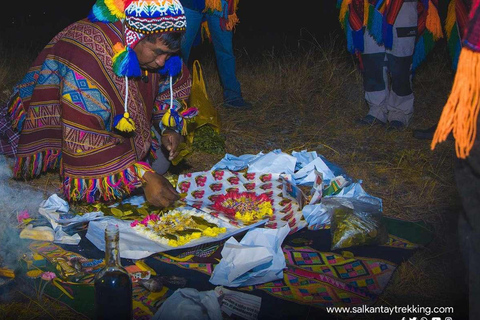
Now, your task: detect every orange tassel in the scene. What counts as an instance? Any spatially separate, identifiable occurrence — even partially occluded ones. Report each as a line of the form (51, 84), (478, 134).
(432, 48), (480, 158)
(426, 0), (444, 41)
(201, 20), (211, 42)
(445, 0), (456, 39)
(204, 0), (222, 12)
(225, 13), (239, 31)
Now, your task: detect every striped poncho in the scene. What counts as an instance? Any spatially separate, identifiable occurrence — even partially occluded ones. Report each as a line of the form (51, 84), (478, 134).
(2, 19), (191, 203)
(337, 0), (443, 70)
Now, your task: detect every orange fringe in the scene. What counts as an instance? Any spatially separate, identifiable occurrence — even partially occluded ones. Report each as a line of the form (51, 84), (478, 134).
(364, 0), (370, 26)
(444, 0), (456, 39)
(225, 13), (239, 31)
(432, 48), (480, 158)
(426, 0), (444, 41)
(201, 20), (211, 42)
(205, 0), (222, 12)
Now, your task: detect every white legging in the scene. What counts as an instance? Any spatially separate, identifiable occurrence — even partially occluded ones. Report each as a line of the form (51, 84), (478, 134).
(361, 0), (418, 125)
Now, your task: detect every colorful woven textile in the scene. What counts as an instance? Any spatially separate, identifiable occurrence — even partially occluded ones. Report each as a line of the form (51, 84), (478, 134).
(152, 218), (432, 313)
(202, 0), (239, 30)
(0, 19), (191, 203)
(464, 0), (480, 51)
(16, 217), (432, 319)
(0, 97), (20, 156)
(445, 0), (470, 70)
(156, 244), (396, 308)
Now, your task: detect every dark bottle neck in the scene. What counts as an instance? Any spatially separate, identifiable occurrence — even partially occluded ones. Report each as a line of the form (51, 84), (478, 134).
(104, 224), (121, 267)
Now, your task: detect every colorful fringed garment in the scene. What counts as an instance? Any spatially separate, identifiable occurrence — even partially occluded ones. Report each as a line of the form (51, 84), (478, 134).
(1, 19), (191, 203)
(189, 0), (239, 42)
(337, 0), (443, 70)
(202, 0), (239, 30)
(445, 0), (470, 70)
(432, 0), (480, 158)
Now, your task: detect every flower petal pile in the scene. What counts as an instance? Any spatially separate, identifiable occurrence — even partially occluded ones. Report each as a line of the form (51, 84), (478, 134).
(211, 192), (273, 224)
(130, 209), (226, 247)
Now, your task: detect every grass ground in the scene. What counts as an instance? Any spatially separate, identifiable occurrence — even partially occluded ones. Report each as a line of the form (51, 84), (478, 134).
(0, 32), (469, 319)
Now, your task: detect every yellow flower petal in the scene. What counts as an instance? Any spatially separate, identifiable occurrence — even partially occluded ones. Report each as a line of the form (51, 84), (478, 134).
(26, 270), (43, 278)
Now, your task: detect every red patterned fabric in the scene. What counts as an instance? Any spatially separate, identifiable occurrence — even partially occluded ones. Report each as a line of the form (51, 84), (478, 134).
(386, 0), (405, 25)
(465, 0), (480, 51)
(457, 0), (470, 37)
(350, 0), (365, 31)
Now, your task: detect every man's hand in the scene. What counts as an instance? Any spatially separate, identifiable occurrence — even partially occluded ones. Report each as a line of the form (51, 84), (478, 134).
(161, 129), (184, 161)
(142, 171), (180, 208)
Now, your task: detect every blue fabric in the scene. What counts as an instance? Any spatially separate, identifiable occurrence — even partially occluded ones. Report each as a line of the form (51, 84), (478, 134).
(384, 23), (393, 50)
(180, 0), (197, 10)
(369, 8), (384, 45)
(181, 7), (242, 103)
(346, 21), (355, 54)
(159, 56), (183, 77)
(353, 28), (364, 53)
(412, 36), (425, 71)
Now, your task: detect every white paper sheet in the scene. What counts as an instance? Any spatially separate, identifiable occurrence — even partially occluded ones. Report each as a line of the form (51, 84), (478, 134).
(209, 225), (290, 287)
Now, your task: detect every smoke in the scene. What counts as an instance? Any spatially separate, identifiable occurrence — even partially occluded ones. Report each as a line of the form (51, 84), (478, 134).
(0, 155), (45, 269)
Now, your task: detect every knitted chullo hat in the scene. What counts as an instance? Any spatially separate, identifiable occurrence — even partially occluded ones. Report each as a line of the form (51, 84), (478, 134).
(125, 0), (186, 48)
(89, 0), (187, 132)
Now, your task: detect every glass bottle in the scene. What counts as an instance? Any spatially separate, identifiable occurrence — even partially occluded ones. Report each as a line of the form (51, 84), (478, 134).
(94, 224), (133, 320)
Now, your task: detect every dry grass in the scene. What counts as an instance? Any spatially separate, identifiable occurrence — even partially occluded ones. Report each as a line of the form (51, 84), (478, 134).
(0, 34), (468, 318)
(0, 288), (87, 320)
(192, 36), (466, 313)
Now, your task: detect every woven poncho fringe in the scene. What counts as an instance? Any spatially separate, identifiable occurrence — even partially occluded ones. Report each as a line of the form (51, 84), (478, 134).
(63, 162), (154, 203)
(12, 145), (154, 203)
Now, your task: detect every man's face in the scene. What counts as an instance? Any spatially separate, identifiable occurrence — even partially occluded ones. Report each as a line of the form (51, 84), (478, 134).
(133, 37), (179, 71)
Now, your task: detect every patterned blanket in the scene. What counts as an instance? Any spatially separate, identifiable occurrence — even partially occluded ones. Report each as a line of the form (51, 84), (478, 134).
(19, 217), (432, 319)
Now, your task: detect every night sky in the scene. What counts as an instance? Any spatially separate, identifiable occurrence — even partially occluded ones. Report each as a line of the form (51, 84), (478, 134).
(3, 1), (341, 52)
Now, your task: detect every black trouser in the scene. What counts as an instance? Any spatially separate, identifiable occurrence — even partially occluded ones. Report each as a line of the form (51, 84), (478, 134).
(455, 114), (480, 319)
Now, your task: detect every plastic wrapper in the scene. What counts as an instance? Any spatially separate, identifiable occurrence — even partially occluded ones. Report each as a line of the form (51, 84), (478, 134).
(152, 287), (222, 320)
(330, 206), (388, 250)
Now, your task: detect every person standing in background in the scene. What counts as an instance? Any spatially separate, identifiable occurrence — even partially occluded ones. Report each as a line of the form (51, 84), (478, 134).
(337, 0), (443, 130)
(180, 0), (252, 109)
(432, 0), (480, 318)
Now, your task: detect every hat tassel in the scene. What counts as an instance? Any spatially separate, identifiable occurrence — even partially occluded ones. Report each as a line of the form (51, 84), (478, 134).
(160, 75), (198, 135)
(113, 76), (136, 132)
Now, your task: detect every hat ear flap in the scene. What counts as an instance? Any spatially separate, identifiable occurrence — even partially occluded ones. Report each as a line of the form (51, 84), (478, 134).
(112, 45), (141, 78)
(159, 56), (182, 77)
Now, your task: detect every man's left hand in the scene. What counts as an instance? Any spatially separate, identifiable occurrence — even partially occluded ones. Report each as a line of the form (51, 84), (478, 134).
(161, 129), (184, 161)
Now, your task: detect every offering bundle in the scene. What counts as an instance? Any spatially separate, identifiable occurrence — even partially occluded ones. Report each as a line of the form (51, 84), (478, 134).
(130, 208), (227, 247)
